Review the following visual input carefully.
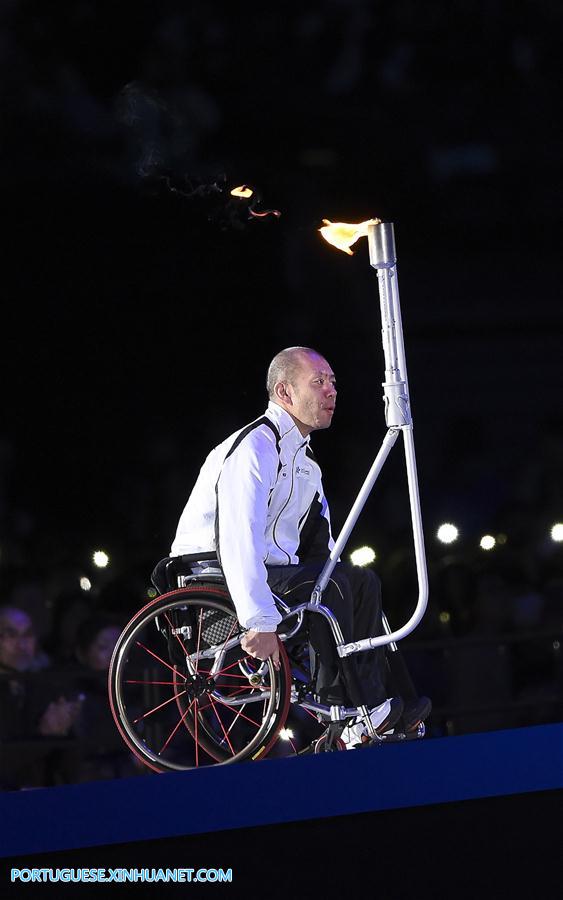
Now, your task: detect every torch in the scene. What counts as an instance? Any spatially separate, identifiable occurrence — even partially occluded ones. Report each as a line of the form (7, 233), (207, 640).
(311, 220), (429, 657)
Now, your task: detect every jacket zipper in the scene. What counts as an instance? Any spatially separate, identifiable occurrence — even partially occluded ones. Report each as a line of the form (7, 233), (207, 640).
(271, 442), (306, 563)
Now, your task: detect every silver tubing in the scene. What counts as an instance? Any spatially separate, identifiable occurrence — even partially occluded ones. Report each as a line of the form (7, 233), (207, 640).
(389, 260), (411, 414)
(208, 688), (272, 707)
(377, 268), (411, 427)
(273, 593), (305, 641)
(193, 601), (346, 661)
(311, 428), (400, 601)
(297, 698), (362, 721)
(382, 611), (398, 652)
(337, 425), (428, 656)
(277, 610), (305, 641)
(326, 221), (428, 656)
(358, 703), (377, 738)
(192, 635), (240, 660)
(304, 602), (347, 646)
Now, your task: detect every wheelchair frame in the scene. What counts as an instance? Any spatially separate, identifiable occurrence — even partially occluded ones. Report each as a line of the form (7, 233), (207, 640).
(109, 555), (424, 773)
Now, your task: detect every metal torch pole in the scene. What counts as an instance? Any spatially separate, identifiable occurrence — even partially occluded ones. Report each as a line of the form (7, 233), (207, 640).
(309, 222), (428, 654)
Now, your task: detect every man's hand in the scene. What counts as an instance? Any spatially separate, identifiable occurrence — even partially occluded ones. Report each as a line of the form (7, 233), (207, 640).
(240, 630), (280, 670)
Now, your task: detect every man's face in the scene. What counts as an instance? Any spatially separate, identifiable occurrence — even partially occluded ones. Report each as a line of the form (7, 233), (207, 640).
(0, 608), (37, 672)
(286, 352), (337, 436)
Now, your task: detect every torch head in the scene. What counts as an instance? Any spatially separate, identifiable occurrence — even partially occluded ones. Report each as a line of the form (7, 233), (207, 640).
(368, 221), (396, 269)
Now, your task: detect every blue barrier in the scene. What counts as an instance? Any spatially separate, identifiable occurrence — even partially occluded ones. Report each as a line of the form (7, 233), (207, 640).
(1, 723), (562, 858)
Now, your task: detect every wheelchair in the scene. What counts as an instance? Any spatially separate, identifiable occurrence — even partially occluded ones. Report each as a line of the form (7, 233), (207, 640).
(108, 553), (426, 774)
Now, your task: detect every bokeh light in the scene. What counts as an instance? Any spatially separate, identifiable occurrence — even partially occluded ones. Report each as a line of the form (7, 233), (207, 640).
(92, 550), (110, 568)
(437, 523), (459, 544)
(350, 546), (376, 566)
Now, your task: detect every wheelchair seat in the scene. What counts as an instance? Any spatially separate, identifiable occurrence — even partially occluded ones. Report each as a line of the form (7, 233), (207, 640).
(150, 555), (304, 635)
(151, 553), (222, 594)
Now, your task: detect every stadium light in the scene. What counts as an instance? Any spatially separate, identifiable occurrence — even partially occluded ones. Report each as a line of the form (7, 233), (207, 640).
(480, 534), (496, 551)
(550, 523), (563, 543)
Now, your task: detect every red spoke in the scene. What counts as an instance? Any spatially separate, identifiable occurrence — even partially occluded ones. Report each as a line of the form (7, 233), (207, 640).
(194, 698), (199, 767)
(220, 685), (250, 696)
(134, 640), (184, 677)
(133, 688), (188, 724)
(214, 657), (250, 675)
(206, 695), (236, 755)
(125, 679), (183, 685)
(159, 696), (197, 755)
(196, 686), (250, 713)
(217, 616), (240, 650)
(211, 695), (262, 728)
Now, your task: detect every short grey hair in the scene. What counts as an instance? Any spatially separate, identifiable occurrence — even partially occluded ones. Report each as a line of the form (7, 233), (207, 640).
(266, 347), (319, 399)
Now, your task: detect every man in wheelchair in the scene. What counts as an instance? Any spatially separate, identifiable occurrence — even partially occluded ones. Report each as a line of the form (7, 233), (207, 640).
(169, 346), (430, 748)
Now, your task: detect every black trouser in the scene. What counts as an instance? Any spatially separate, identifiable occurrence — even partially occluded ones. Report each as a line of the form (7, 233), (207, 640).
(267, 561), (387, 709)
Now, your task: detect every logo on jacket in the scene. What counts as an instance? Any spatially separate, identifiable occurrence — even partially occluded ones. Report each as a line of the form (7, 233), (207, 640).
(295, 465), (311, 478)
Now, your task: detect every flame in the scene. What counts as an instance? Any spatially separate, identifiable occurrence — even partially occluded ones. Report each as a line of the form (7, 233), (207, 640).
(319, 217), (381, 255)
(230, 185), (253, 198)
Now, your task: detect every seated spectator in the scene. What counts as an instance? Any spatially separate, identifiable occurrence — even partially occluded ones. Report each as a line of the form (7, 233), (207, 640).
(0, 605), (82, 789)
(0, 605), (49, 675)
(63, 613), (145, 782)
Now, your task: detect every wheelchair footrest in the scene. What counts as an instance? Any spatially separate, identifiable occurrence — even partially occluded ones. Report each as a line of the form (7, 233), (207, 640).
(376, 721), (426, 742)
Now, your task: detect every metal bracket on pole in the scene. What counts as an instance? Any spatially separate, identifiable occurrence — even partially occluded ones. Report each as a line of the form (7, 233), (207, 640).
(311, 221), (429, 656)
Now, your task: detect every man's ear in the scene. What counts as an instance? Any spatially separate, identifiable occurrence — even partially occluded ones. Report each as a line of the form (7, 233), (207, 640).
(274, 382), (292, 405)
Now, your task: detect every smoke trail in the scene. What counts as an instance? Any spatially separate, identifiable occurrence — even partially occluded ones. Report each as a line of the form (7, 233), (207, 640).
(115, 81), (280, 229)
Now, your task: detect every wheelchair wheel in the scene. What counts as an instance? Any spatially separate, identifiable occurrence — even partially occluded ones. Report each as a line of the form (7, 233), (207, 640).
(108, 585), (292, 773)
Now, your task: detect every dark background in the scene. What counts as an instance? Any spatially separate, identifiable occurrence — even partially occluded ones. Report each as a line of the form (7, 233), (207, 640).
(1, 1), (563, 733)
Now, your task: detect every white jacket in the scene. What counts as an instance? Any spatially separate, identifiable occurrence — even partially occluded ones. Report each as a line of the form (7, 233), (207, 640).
(170, 402), (333, 631)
